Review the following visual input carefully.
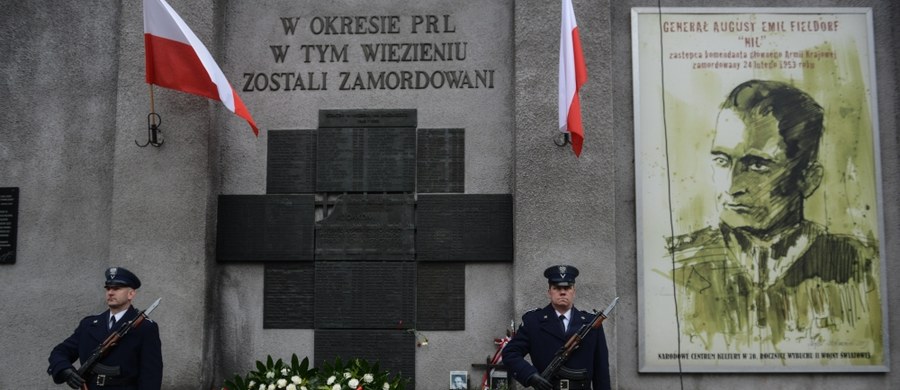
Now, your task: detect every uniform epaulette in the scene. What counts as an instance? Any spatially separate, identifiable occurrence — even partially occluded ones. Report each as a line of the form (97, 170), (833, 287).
(525, 307), (541, 313)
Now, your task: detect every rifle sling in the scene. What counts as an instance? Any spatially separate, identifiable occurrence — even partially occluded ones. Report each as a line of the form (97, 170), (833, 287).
(92, 363), (121, 376)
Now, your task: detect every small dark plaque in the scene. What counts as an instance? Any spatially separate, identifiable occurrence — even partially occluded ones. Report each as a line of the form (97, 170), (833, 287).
(315, 329), (415, 388)
(316, 194), (415, 260)
(264, 263), (315, 328)
(267, 130), (316, 194)
(318, 109), (417, 128)
(216, 195), (314, 262)
(416, 262), (465, 330)
(0, 187), (19, 264)
(416, 194), (513, 261)
(315, 262), (415, 329)
(416, 129), (465, 193)
(316, 128), (416, 192)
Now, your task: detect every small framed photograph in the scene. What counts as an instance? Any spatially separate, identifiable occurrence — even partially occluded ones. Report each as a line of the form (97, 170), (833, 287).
(449, 370), (468, 390)
(489, 370), (508, 390)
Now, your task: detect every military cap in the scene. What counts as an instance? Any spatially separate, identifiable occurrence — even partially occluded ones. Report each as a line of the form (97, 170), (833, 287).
(543, 265), (579, 286)
(104, 267), (141, 289)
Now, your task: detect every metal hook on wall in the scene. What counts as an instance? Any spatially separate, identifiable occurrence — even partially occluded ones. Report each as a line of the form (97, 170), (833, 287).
(553, 132), (571, 147)
(136, 112), (164, 147)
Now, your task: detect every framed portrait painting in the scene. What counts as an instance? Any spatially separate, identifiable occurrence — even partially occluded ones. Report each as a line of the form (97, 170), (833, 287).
(632, 7), (888, 372)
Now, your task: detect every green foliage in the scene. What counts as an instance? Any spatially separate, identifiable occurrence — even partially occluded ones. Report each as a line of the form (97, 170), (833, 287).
(222, 354), (408, 390)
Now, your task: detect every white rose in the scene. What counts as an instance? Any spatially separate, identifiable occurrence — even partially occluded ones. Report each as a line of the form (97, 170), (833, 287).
(382, 382), (390, 390)
(276, 379), (287, 388)
(343, 372), (352, 379)
(332, 385), (341, 390)
(286, 385), (296, 390)
(362, 374), (374, 383)
(258, 384), (266, 390)
(281, 368), (289, 376)
(301, 387), (308, 390)
(248, 381), (256, 388)
(290, 375), (301, 385)
(267, 384), (276, 390)
(348, 379), (359, 388)
(266, 371), (275, 379)
(327, 376), (336, 385)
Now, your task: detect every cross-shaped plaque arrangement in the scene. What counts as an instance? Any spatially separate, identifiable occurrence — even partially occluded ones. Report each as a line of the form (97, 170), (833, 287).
(216, 109), (513, 387)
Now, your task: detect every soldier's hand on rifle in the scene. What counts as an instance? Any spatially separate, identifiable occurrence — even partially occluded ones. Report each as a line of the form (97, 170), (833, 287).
(526, 373), (552, 390)
(61, 368), (84, 389)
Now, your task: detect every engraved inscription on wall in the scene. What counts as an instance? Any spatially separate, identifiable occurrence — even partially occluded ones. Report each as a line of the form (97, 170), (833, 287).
(0, 187), (18, 264)
(315, 194), (415, 260)
(267, 130), (317, 194)
(417, 128), (464, 193)
(316, 128), (416, 192)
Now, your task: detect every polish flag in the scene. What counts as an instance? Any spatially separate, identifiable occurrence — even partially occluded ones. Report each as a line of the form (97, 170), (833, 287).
(143, 0), (258, 135)
(559, 0), (587, 156)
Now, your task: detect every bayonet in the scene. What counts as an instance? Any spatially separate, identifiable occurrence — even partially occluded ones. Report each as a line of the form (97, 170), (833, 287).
(601, 296), (619, 318)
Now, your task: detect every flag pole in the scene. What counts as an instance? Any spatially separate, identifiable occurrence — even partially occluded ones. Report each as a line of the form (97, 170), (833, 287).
(148, 84), (157, 122)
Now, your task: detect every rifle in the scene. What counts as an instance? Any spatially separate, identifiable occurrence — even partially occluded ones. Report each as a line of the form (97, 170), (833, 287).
(76, 298), (161, 390)
(540, 297), (618, 381)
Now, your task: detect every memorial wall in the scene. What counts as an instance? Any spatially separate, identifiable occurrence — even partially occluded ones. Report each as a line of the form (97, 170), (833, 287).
(0, 0), (898, 389)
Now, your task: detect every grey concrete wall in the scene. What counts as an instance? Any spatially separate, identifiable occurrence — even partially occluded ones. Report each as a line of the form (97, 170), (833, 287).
(514, 0), (617, 386)
(0, 1), (120, 388)
(0, 0), (217, 388)
(109, 0), (217, 387)
(1, 0), (898, 389)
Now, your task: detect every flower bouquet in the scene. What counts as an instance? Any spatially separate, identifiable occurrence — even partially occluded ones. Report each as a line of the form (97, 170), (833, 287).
(222, 354), (407, 390)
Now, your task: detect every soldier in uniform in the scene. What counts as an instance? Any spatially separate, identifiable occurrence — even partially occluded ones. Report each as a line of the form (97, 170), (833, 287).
(502, 265), (610, 390)
(48, 267), (163, 389)
(667, 80), (882, 353)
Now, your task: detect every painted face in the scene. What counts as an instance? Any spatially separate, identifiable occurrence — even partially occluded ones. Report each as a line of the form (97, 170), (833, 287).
(548, 284), (576, 312)
(710, 109), (805, 232)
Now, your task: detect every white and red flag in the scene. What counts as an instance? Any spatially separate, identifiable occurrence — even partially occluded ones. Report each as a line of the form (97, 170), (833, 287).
(559, 0), (587, 156)
(143, 0), (258, 135)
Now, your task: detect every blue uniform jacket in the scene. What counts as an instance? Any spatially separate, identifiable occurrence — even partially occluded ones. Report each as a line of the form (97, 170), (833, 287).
(48, 306), (163, 390)
(502, 304), (610, 390)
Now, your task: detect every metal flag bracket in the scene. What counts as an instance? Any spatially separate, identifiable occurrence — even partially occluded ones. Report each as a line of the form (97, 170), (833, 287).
(137, 84), (164, 148)
(136, 112), (164, 147)
(554, 132), (571, 147)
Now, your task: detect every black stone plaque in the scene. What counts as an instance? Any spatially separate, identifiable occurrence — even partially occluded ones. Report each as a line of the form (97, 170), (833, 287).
(264, 263), (315, 328)
(315, 262), (415, 329)
(416, 262), (465, 330)
(267, 130), (316, 194)
(315, 330), (415, 388)
(216, 195), (315, 262)
(0, 187), (18, 264)
(416, 129), (464, 193)
(316, 128), (416, 192)
(318, 109), (417, 128)
(416, 194), (513, 261)
(315, 194), (415, 261)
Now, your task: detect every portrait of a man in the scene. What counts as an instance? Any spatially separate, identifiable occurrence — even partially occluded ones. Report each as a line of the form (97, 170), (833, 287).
(666, 80), (882, 352)
(634, 8), (887, 373)
(450, 371), (467, 390)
